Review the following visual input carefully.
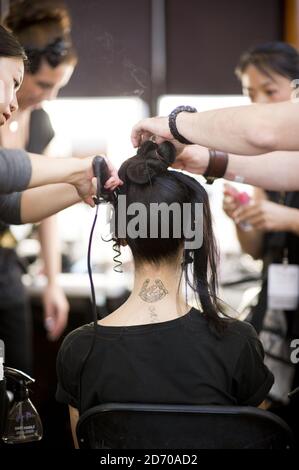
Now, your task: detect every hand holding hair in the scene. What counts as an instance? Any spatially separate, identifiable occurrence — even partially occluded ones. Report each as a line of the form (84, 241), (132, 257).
(118, 141), (176, 187)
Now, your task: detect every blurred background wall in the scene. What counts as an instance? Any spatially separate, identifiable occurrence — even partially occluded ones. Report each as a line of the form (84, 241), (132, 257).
(62, 0), (284, 112)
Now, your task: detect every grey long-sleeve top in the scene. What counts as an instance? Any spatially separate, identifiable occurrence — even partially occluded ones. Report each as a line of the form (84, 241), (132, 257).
(0, 148), (32, 224)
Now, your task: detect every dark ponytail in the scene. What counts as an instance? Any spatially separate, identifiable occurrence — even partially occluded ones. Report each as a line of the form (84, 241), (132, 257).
(110, 141), (228, 336)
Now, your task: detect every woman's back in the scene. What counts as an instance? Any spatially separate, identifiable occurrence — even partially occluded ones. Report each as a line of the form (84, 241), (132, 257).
(56, 307), (273, 413)
(56, 140), (273, 447)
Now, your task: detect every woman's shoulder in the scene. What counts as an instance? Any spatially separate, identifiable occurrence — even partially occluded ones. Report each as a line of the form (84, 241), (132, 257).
(190, 308), (258, 345)
(226, 317), (257, 334)
(58, 323), (95, 356)
(221, 317), (259, 344)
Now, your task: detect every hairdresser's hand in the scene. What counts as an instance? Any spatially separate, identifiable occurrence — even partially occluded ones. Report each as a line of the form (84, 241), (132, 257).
(70, 156), (122, 206)
(131, 117), (210, 176)
(68, 157), (96, 206)
(232, 199), (294, 232)
(101, 155), (124, 191)
(131, 116), (172, 147)
(171, 144), (210, 175)
(43, 283), (69, 341)
(223, 183), (241, 220)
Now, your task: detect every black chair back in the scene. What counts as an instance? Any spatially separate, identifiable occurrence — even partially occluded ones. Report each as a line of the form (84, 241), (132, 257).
(76, 403), (295, 449)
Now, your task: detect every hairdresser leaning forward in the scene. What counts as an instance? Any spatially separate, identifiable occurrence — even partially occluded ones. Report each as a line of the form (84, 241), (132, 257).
(0, 1), (78, 378)
(0, 23), (121, 374)
(0, 0), (78, 346)
(221, 43), (299, 412)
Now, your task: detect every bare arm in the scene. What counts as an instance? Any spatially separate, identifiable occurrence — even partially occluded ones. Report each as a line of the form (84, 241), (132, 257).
(20, 184), (81, 223)
(27, 153), (94, 198)
(131, 101), (299, 155)
(176, 101), (299, 154)
(37, 136), (69, 341)
(223, 186), (265, 259)
(69, 405), (79, 449)
(39, 217), (62, 286)
(235, 189), (265, 259)
(226, 151), (299, 191)
(171, 144), (299, 191)
(38, 216), (69, 341)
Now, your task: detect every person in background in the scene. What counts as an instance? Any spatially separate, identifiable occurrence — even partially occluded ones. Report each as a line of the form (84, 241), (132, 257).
(0, 23), (100, 214)
(222, 42), (299, 436)
(0, 0), (77, 374)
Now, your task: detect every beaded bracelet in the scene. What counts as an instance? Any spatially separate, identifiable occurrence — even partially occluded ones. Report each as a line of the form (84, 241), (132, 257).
(168, 105), (197, 144)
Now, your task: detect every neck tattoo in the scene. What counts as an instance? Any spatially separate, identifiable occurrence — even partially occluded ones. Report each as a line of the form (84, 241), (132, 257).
(138, 278), (168, 303)
(149, 306), (159, 323)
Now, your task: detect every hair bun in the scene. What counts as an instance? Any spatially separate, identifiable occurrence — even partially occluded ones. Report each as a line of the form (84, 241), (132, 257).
(136, 140), (156, 157)
(124, 140), (176, 185)
(156, 141), (176, 166)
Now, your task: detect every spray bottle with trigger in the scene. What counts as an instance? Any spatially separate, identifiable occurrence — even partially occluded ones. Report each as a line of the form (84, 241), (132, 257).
(0, 339), (7, 440)
(2, 367), (43, 444)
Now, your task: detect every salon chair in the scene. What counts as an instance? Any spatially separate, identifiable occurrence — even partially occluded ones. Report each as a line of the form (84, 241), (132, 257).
(76, 402), (295, 449)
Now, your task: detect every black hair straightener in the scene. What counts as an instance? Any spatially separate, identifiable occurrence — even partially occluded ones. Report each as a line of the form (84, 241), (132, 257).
(78, 156), (119, 412)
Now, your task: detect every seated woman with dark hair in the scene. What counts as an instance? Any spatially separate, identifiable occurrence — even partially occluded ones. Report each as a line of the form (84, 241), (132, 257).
(56, 141), (274, 447)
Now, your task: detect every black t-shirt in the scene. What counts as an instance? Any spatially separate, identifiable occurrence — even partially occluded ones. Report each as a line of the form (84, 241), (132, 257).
(56, 307), (274, 413)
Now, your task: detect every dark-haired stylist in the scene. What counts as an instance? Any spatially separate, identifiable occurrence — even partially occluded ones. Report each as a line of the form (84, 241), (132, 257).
(0, 23), (121, 372)
(56, 142), (273, 448)
(222, 43), (299, 412)
(0, 23), (121, 217)
(1, 0), (78, 345)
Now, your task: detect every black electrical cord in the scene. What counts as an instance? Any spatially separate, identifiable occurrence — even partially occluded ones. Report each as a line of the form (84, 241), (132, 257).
(77, 156), (118, 413)
(78, 202), (99, 414)
(88, 204), (100, 329)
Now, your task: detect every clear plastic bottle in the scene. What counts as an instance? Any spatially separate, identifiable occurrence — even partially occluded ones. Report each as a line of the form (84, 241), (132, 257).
(3, 396), (43, 444)
(0, 340), (7, 439)
(2, 368), (43, 444)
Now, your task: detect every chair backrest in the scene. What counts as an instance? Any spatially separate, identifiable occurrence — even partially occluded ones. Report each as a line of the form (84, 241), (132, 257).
(76, 403), (295, 449)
